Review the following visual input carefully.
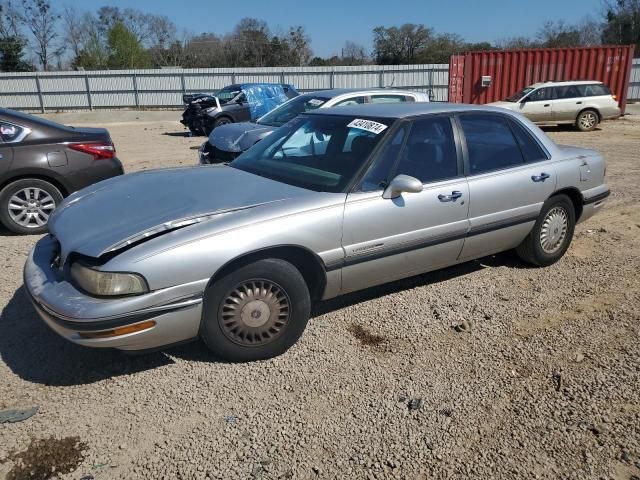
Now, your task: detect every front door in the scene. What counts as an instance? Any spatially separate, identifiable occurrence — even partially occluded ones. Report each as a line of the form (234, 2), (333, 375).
(518, 86), (555, 123)
(341, 115), (469, 293)
(456, 113), (556, 261)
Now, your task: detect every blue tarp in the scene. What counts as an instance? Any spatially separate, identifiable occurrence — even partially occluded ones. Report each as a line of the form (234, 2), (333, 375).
(242, 84), (290, 120)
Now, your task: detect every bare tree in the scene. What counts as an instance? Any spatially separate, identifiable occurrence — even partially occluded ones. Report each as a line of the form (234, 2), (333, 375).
(342, 40), (369, 65)
(20, 0), (62, 70)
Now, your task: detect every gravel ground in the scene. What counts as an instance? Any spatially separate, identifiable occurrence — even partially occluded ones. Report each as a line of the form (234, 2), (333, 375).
(0, 113), (639, 480)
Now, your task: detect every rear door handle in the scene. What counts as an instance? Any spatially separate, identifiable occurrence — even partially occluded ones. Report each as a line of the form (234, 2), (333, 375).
(543, 104), (550, 107)
(438, 191), (463, 202)
(576, 101), (583, 105)
(0, 153), (3, 159)
(531, 173), (550, 182)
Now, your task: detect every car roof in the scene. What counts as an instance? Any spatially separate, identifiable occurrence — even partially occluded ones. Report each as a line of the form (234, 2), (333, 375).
(528, 80), (603, 88)
(303, 88), (424, 99)
(306, 102), (511, 119)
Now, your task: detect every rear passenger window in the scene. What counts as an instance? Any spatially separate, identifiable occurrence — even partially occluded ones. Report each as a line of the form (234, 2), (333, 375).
(509, 120), (547, 163)
(459, 115), (524, 174)
(394, 117), (458, 183)
(554, 85), (580, 99)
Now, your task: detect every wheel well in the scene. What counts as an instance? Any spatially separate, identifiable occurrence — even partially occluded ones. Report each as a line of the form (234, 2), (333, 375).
(209, 246), (327, 301)
(0, 174), (68, 196)
(214, 115), (233, 124)
(577, 107), (600, 122)
(552, 188), (583, 220)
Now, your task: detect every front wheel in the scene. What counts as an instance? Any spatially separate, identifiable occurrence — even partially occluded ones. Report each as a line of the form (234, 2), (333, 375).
(515, 194), (576, 267)
(576, 110), (599, 132)
(0, 178), (63, 234)
(200, 259), (311, 362)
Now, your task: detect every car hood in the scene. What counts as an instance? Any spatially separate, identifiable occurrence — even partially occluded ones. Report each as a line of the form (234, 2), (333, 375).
(209, 121), (276, 152)
(486, 101), (519, 110)
(49, 166), (310, 262)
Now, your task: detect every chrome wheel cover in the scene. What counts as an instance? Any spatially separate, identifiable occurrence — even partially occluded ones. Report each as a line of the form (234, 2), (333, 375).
(219, 279), (291, 346)
(579, 112), (597, 130)
(7, 187), (56, 228)
(540, 206), (568, 254)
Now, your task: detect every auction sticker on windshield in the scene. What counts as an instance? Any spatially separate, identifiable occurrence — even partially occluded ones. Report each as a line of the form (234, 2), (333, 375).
(347, 119), (388, 135)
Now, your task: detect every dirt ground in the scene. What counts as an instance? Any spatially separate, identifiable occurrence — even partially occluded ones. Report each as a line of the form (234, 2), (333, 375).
(0, 112), (639, 480)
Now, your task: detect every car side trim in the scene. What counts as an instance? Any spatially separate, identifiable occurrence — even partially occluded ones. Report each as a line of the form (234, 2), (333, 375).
(583, 189), (610, 205)
(326, 212), (539, 271)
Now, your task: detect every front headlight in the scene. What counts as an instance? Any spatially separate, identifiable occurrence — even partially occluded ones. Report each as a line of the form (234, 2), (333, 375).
(71, 263), (149, 296)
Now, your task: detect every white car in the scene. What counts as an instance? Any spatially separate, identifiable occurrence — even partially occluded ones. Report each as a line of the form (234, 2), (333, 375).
(488, 80), (621, 131)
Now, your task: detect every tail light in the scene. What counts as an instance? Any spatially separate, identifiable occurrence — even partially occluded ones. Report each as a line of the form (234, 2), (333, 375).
(611, 94), (617, 101)
(68, 142), (116, 160)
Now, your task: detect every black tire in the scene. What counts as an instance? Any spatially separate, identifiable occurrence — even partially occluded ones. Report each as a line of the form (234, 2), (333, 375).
(575, 109), (599, 132)
(212, 116), (232, 130)
(516, 194), (576, 267)
(200, 259), (311, 362)
(0, 178), (63, 235)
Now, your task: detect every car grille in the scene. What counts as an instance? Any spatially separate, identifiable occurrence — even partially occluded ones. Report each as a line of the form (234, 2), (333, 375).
(201, 142), (239, 164)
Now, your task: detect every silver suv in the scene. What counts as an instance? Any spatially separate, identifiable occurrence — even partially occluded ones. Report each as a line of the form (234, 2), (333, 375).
(489, 81), (620, 132)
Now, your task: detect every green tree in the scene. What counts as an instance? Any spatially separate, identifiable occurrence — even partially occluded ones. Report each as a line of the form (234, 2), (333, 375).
(602, 0), (640, 52)
(107, 21), (150, 69)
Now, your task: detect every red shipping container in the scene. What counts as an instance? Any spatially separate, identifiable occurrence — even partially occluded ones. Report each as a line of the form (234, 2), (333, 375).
(449, 45), (635, 113)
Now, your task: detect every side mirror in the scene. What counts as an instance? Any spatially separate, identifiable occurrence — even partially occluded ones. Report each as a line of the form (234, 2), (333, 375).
(382, 174), (423, 199)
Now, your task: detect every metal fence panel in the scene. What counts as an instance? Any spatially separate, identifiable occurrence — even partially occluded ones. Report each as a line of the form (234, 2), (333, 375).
(0, 64), (451, 112)
(629, 58), (640, 101)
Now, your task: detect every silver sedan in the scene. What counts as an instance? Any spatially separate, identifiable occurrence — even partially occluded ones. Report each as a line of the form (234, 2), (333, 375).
(24, 103), (610, 361)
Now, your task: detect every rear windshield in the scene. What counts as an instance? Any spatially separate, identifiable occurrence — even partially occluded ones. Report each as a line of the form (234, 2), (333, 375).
(231, 114), (393, 193)
(257, 95), (330, 127)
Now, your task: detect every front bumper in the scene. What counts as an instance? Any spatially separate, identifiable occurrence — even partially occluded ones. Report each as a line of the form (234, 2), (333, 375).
(198, 141), (240, 165)
(24, 236), (205, 351)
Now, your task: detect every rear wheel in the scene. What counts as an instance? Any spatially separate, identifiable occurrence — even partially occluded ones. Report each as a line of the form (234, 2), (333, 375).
(516, 194), (575, 267)
(0, 178), (63, 234)
(200, 259), (311, 361)
(576, 109), (599, 132)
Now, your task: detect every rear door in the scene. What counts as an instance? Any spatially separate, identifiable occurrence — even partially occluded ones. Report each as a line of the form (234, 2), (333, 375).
(456, 113), (556, 261)
(552, 85), (582, 122)
(341, 115), (469, 293)
(519, 87), (554, 122)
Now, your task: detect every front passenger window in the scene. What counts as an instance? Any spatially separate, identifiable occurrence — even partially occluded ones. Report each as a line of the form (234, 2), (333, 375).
(333, 96), (366, 107)
(526, 88), (553, 102)
(394, 117), (458, 183)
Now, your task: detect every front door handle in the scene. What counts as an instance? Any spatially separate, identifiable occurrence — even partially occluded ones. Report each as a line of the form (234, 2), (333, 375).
(0, 153), (3, 159)
(438, 191), (463, 202)
(531, 173), (550, 182)
(543, 104), (550, 107)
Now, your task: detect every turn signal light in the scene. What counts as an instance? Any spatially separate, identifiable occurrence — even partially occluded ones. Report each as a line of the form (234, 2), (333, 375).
(78, 320), (156, 339)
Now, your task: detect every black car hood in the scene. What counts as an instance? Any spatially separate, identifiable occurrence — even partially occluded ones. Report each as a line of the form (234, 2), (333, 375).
(209, 122), (277, 153)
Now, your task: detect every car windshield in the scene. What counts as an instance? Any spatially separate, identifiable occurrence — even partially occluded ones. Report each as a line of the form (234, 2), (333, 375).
(256, 95), (330, 127)
(230, 114), (393, 193)
(505, 87), (535, 102)
(215, 85), (242, 103)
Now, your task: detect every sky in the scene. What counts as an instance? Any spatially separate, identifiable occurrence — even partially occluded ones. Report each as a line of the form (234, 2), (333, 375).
(71, 0), (605, 57)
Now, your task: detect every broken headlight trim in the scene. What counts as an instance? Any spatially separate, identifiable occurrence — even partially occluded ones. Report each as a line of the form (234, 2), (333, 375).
(70, 262), (149, 296)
